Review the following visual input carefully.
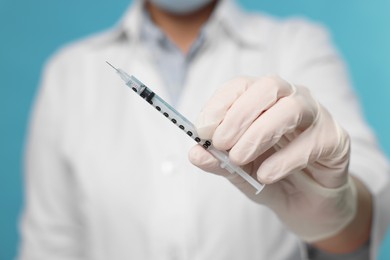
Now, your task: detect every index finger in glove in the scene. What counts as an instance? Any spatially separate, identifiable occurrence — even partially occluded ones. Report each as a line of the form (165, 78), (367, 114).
(188, 145), (264, 193)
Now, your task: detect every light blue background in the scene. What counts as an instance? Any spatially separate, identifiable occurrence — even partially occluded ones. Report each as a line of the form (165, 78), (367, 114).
(0, 0), (389, 259)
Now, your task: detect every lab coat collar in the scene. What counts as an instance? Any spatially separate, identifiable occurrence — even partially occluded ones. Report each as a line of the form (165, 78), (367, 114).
(117, 0), (267, 47)
(119, 0), (144, 43)
(210, 0), (268, 47)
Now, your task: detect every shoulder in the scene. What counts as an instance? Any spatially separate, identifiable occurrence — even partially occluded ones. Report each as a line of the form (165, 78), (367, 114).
(44, 27), (123, 73)
(239, 9), (333, 48)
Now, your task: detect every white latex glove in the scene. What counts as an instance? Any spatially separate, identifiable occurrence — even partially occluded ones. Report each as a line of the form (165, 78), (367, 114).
(189, 76), (357, 242)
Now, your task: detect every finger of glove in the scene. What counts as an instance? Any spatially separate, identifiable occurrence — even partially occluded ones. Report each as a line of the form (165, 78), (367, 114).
(212, 77), (293, 151)
(256, 129), (316, 184)
(229, 91), (317, 165)
(256, 113), (350, 187)
(195, 77), (255, 140)
(188, 145), (232, 177)
(188, 145), (263, 193)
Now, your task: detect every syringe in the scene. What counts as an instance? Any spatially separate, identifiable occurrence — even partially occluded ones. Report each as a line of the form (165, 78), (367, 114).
(107, 62), (264, 194)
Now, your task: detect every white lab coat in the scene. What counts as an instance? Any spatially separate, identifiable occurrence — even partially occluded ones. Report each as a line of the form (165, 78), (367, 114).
(19, 0), (390, 259)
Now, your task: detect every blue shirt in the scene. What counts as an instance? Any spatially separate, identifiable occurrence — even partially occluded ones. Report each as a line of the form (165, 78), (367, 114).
(140, 10), (206, 105)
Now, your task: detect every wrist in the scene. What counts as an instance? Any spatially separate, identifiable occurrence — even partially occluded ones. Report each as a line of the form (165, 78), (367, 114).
(311, 176), (372, 254)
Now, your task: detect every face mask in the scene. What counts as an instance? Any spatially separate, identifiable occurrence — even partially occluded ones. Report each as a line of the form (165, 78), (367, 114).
(148, 0), (215, 14)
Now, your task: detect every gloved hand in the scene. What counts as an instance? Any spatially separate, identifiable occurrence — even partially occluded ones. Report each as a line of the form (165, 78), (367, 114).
(189, 76), (357, 242)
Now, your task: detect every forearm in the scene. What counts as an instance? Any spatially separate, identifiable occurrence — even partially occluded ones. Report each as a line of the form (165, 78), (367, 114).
(312, 176), (372, 254)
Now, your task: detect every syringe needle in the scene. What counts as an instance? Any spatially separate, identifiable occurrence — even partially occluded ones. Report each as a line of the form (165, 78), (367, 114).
(106, 61), (119, 72)
(107, 61), (132, 83)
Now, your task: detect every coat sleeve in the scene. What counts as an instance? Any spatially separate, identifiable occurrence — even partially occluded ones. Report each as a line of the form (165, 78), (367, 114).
(18, 54), (84, 260)
(277, 19), (390, 260)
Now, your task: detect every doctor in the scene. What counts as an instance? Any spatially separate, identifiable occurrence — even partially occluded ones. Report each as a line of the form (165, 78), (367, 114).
(19, 0), (390, 259)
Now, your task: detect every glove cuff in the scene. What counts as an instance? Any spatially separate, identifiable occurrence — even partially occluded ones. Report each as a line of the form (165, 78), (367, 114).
(298, 174), (358, 242)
